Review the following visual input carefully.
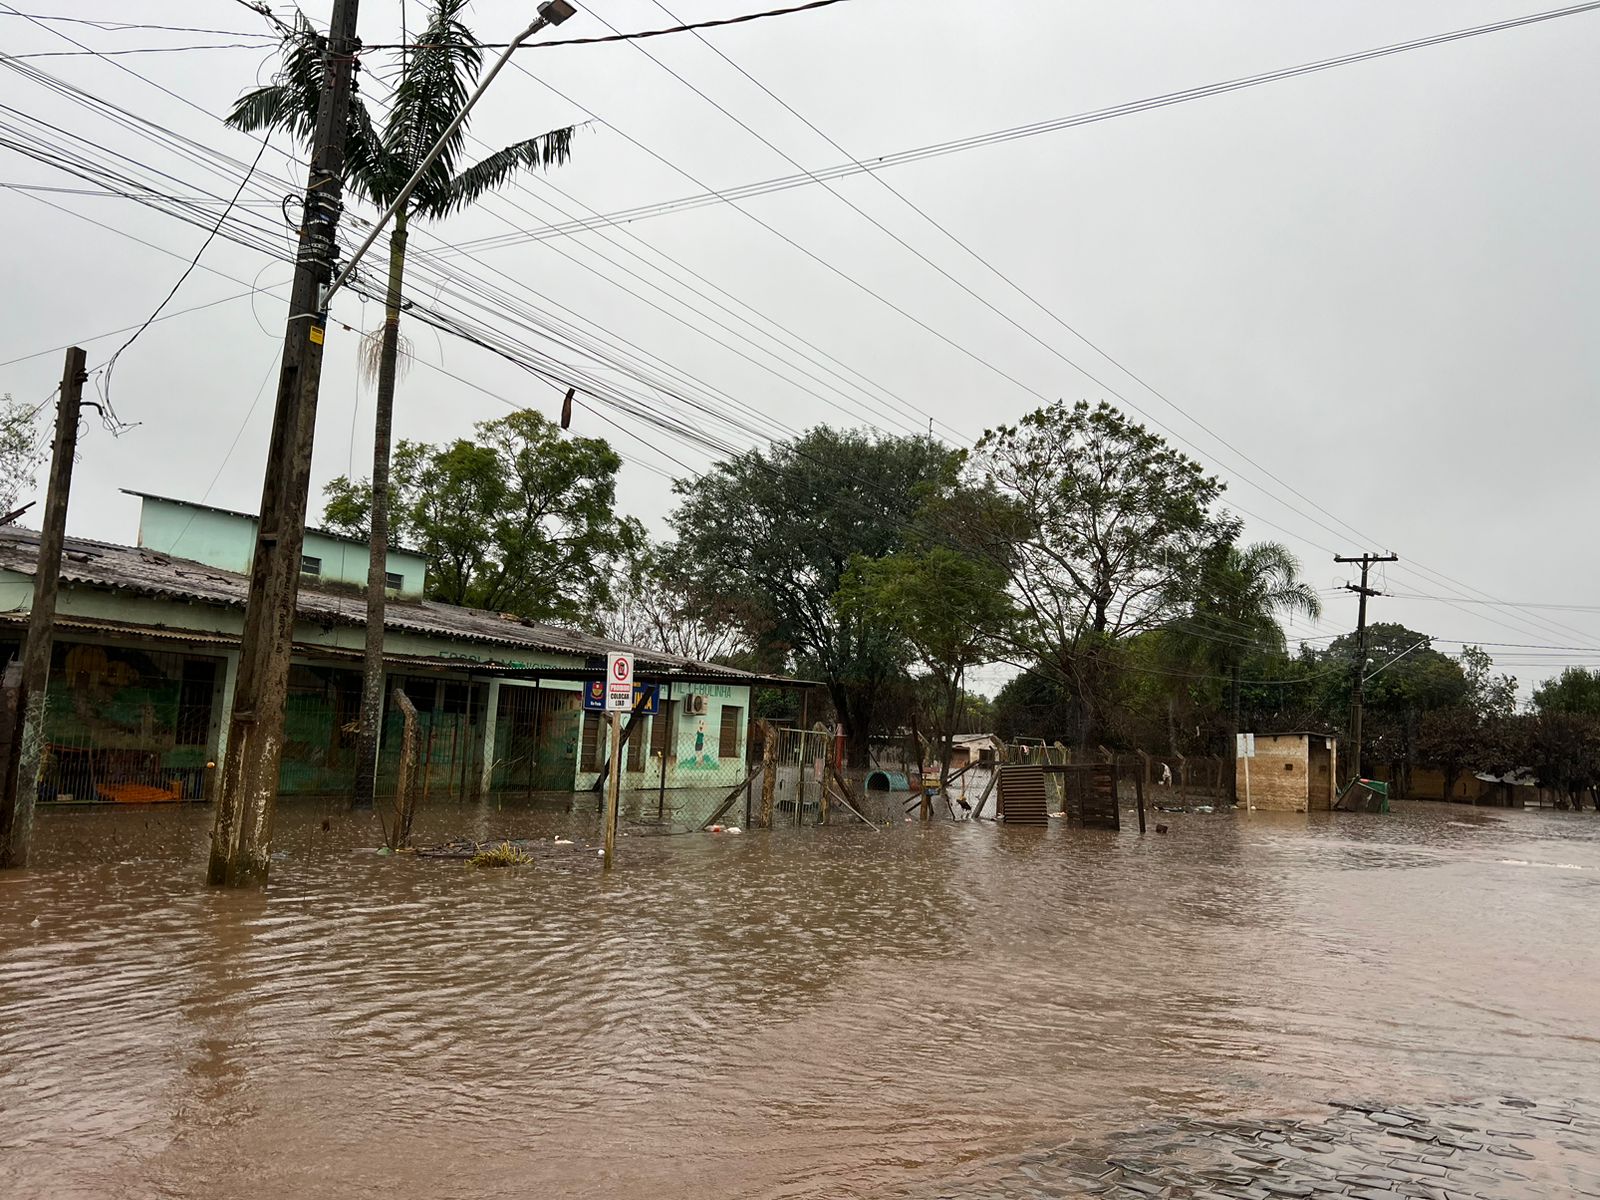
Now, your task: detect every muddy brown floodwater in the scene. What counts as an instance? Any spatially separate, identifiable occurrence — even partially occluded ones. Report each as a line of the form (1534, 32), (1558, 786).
(1, 799), (1597, 1199)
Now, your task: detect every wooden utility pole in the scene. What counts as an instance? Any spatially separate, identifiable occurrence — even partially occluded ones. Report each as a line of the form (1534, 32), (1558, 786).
(0, 347), (87, 869)
(758, 720), (776, 829)
(1334, 552), (1398, 786)
(208, 0), (362, 887)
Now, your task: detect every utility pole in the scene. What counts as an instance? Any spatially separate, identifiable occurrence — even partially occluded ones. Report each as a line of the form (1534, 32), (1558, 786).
(0, 347), (87, 869)
(1334, 552), (1398, 786)
(208, 0), (361, 887)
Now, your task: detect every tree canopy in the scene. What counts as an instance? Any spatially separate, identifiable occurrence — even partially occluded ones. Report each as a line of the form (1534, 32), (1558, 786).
(0, 394), (41, 516)
(839, 546), (1015, 786)
(323, 409), (638, 625)
(971, 400), (1238, 745)
(1533, 667), (1600, 717)
(669, 426), (960, 764)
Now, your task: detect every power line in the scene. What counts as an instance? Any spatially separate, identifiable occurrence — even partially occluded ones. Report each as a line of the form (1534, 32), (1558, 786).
(3, 43), (277, 59)
(363, 0), (860, 51)
(344, 66), (954, 446)
(455, 2), (1600, 251)
(100, 129), (273, 427)
(1389, 593), (1600, 614)
(9, 4), (1587, 678)
(619, 0), (1600, 660)
(8, 125), (1563, 684)
(0, 14), (269, 37)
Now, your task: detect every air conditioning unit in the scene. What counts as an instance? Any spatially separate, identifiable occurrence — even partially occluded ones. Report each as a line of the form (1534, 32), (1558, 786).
(685, 693), (708, 715)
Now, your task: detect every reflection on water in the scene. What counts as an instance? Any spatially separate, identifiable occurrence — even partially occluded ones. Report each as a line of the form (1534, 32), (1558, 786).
(1, 799), (1596, 1199)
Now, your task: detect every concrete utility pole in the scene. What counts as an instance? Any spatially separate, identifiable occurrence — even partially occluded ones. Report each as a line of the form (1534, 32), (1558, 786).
(0, 347), (87, 869)
(1334, 552), (1399, 786)
(208, 0), (361, 887)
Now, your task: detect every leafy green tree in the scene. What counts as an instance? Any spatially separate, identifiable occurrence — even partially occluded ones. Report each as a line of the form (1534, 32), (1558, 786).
(1526, 712), (1600, 809)
(1316, 624), (1470, 793)
(1532, 667), (1600, 717)
(0, 393), (40, 515)
(1416, 706), (1483, 802)
(670, 427), (960, 766)
(993, 665), (1072, 743)
(323, 409), (638, 624)
(839, 547), (1015, 795)
(971, 400), (1238, 747)
(1461, 645), (1518, 718)
(229, 0), (577, 806)
(1165, 540), (1321, 778)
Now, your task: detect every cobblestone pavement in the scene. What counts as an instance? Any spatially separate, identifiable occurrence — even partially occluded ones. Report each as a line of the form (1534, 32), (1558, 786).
(916, 1098), (1600, 1199)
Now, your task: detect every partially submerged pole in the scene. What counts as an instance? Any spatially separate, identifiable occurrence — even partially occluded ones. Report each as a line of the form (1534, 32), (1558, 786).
(602, 710), (622, 869)
(208, 0), (362, 888)
(1135, 760), (1147, 834)
(0, 346), (86, 869)
(758, 720), (776, 829)
(656, 680), (672, 819)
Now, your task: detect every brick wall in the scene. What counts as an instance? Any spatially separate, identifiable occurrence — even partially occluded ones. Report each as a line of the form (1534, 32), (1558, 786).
(1238, 735), (1312, 811)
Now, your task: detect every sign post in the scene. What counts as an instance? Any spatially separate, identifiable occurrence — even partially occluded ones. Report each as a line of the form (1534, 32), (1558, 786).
(602, 653), (633, 869)
(1236, 732), (1256, 811)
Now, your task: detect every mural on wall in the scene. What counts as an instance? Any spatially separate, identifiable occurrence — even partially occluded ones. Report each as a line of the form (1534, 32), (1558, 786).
(677, 715), (720, 772)
(50, 644), (179, 748)
(39, 643), (214, 804)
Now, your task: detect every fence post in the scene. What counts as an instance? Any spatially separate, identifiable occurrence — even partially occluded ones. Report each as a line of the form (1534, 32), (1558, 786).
(758, 721), (776, 829)
(388, 687), (420, 851)
(795, 729), (808, 827)
(1135, 759), (1147, 833)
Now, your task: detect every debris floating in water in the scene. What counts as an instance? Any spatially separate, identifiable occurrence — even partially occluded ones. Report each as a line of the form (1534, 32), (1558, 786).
(412, 836), (599, 867)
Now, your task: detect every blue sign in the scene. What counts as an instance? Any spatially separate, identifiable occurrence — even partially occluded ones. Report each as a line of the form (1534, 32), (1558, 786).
(582, 680), (658, 714)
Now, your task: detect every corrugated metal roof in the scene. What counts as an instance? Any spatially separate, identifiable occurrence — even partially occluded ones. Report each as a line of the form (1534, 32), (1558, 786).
(0, 527), (785, 684)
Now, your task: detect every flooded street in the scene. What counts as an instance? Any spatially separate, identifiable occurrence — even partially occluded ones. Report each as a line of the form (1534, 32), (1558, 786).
(2, 800), (1597, 1199)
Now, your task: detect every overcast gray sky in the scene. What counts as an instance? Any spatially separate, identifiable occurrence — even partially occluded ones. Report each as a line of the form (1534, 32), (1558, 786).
(3, 0), (1597, 696)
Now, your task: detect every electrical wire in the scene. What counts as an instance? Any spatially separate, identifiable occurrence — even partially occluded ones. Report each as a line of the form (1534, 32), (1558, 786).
(614, 0), (1600, 659)
(363, 0), (859, 51)
(8, 7), (1593, 678)
(99, 129), (273, 429)
(0, 14), (269, 36)
(456, 2), (1600, 251)
(4, 43), (277, 59)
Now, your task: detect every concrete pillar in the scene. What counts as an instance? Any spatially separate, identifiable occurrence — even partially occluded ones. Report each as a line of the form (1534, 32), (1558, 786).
(479, 679), (501, 797)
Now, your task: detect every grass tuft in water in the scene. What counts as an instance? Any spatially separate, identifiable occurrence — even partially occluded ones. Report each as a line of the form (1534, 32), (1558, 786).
(467, 841), (534, 869)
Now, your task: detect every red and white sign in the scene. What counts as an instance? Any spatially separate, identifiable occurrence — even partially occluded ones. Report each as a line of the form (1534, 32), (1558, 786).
(605, 652), (634, 712)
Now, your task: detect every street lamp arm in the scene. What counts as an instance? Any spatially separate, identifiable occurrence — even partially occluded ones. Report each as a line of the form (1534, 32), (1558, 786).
(323, 0), (577, 307)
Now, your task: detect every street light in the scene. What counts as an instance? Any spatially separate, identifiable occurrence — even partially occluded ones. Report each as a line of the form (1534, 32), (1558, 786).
(324, 0), (579, 307)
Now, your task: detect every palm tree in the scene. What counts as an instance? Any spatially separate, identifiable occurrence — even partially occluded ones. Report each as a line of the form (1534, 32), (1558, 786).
(228, 1), (576, 808)
(1169, 541), (1322, 782)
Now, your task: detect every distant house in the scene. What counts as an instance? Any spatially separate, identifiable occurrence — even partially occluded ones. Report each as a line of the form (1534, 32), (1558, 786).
(1238, 732), (1338, 812)
(0, 492), (789, 805)
(1471, 768), (1538, 808)
(948, 732), (1002, 772)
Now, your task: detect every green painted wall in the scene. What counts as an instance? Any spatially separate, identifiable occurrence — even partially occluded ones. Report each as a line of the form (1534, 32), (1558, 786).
(571, 681), (752, 793)
(135, 496), (428, 597)
(1, 570), (757, 801)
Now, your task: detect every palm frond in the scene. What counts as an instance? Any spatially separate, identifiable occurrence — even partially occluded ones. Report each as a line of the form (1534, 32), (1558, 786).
(386, 0), (481, 195)
(427, 125), (578, 217)
(225, 15), (387, 201)
(225, 17), (324, 140)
